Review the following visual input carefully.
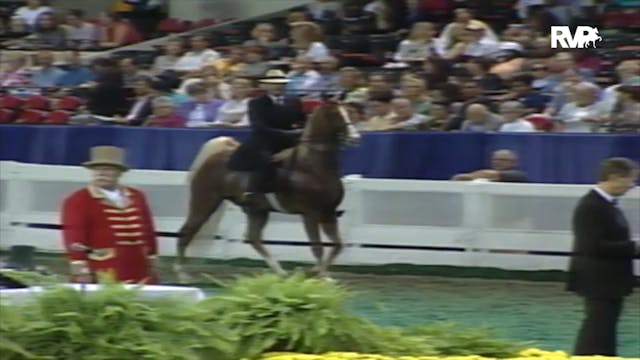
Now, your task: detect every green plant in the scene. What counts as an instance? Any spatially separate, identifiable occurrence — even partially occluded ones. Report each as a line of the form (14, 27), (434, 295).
(0, 281), (236, 360)
(197, 272), (435, 358)
(404, 323), (531, 358)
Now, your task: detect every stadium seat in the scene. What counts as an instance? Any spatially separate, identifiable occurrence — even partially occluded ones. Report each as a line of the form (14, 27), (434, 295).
(55, 96), (82, 111)
(0, 109), (17, 123)
(15, 109), (48, 124)
(301, 99), (323, 114)
(1, 95), (24, 110)
(526, 114), (555, 132)
(23, 95), (51, 111)
(43, 110), (72, 125)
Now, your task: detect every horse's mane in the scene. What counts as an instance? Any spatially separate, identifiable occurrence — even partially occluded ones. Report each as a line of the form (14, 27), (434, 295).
(187, 136), (240, 183)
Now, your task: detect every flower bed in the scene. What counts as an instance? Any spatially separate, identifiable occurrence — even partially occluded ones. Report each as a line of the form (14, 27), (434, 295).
(258, 349), (635, 360)
(1, 271), (637, 360)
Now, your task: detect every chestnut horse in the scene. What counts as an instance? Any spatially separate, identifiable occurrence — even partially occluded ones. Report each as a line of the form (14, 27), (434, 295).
(173, 102), (360, 281)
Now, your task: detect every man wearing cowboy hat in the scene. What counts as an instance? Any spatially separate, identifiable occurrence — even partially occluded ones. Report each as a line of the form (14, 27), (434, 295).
(228, 69), (305, 202)
(60, 146), (158, 283)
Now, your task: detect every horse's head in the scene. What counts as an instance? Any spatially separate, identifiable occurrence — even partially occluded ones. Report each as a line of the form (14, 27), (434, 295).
(303, 101), (361, 147)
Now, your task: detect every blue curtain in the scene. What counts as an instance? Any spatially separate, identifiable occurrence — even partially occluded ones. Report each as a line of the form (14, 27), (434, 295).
(1, 125), (639, 184)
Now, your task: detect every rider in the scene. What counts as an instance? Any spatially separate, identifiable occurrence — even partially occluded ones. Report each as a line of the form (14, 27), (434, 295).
(241, 69), (306, 202)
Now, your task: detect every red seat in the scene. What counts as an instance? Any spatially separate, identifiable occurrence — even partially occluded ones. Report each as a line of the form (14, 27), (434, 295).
(15, 109), (48, 124)
(0, 109), (17, 123)
(43, 110), (72, 125)
(23, 95), (51, 110)
(156, 18), (187, 33)
(55, 96), (82, 111)
(301, 99), (323, 114)
(525, 114), (554, 132)
(1, 95), (24, 110)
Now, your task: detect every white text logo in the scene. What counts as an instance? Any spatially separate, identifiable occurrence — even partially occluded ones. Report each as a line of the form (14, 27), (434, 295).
(550, 26), (602, 49)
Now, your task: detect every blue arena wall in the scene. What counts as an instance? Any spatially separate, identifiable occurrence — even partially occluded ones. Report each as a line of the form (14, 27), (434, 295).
(1, 125), (639, 184)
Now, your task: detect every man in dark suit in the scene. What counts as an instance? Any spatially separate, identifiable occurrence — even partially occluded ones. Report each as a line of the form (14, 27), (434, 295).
(567, 157), (640, 356)
(233, 70), (305, 201)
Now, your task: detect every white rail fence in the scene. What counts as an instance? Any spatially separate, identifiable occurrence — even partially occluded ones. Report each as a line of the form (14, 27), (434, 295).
(1, 161), (638, 274)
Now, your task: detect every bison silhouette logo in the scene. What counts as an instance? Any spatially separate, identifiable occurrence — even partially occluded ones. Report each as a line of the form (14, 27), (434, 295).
(551, 26), (603, 49)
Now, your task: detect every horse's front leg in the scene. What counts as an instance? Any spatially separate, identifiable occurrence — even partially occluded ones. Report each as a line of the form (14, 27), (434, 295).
(302, 214), (323, 275)
(246, 211), (287, 276)
(318, 217), (344, 279)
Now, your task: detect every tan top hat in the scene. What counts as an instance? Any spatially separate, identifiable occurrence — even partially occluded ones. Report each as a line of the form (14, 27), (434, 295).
(82, 146), (129, 171)
(259, 69), (290, 84)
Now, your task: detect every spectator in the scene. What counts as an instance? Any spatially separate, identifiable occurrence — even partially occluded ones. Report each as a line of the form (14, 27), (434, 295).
(556, 82), (607, 133)
(99, 12), (141, 48)
(384, 97), (428, 131)
(315, 56), (341, 94)
(178, 81), (224, 127)
(529, 61), (558, 93)
(286, 55), (322, 97)
(368, 72), (397, 95)
(7, 16), (30, 38)
(31, 50), (66, 87)
(446, 79), (495, 130)
(364, 91), (395, 131)
(215, 77), (253, 127)
(500, 73), (550, 113)
(600, 60), (640, 114)
(545, 69), (589, 116)
(363, 0), (395, 32)
(338, 67), (368, 103)
(65, 9), (100, 49)
(243, 22), (288, 60)
(237, 46), (270, 78)
(498, 101), (536, 132)
(438, 8), (498, 51)
(307, 0), (342, 20)
(443, 23), (500, 60)
(152, 38), (184, 74)
(117, 75), (157, 125)
(550, 52), (594, 83)
(461, 103), (501, 132)
(13, 0), (52, 29)
(0, 53), (32, 87)
(29, 12), (67, 49)
(400, 75), (431, 115)
(393, 22), (442, 62)
(84, 58), (127, 118)
(464, 58), (504, 91)
(422, 101), (451, 131)
(212, 46), (246, 78)
(143, 96), (184, 127)
(604, 84), (640, 134)
(289, 21), (329, 62)
(58, 50), (95, 86)
(173, 34), (220, 74)
(451, 149), (528, 182)
(343, 101), (368, 130)
(120, 57), (147, 87)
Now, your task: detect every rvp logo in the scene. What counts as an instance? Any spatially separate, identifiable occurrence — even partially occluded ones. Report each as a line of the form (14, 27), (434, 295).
(551, 26), (602, 49)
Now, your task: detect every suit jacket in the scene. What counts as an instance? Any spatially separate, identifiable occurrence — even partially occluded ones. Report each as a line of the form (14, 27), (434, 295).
(247, 94), (305, 153)
(61, 186), (158, 283)
(566, 190), (638, 298)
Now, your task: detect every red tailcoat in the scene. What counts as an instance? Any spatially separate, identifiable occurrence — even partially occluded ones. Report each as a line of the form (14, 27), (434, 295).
(61, 185), (158, 283)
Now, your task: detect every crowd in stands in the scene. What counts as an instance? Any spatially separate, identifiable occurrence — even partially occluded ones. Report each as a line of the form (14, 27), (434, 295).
(1, 0), (639, 133)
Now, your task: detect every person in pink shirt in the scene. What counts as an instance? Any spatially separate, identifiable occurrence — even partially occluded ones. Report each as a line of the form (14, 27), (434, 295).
(0, 53), (32, 87)
(143, 96), (185, 127)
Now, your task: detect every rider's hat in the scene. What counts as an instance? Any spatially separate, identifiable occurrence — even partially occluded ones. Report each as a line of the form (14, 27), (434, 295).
(259, 69), (290, 84)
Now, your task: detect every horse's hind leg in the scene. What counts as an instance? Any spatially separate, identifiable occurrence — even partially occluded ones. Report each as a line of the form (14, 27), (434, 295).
(246, 211), (286, 276)
(174, 195), (223, 283)
(317, 217), (344, 278)
(302, 214), (323, 275)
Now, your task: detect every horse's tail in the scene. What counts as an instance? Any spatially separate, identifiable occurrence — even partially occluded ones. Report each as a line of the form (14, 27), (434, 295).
(187, 136), (240, 183)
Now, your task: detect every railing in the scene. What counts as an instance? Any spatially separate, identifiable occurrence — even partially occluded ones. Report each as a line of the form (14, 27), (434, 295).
(1, 161), (638, 274)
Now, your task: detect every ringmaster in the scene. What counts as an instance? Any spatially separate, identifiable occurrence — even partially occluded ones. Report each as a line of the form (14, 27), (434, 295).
(566, 157), (640, 356)
(60, 146), (158, 283)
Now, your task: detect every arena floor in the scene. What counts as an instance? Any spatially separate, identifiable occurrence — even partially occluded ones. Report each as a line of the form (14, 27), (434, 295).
(25, 255), (640, 357)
